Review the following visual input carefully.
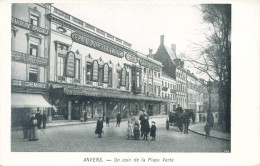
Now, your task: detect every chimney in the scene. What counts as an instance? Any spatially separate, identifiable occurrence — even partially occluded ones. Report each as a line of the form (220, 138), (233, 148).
(160, 35), (164, 45)
(149, 48), (153, 56)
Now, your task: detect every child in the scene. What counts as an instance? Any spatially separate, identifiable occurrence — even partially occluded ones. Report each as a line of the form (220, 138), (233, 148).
(166, 117), (170, 130)
(133, 121), (140, 140)
(150, 121), (157, 141)
(126, 120), (133, 140)
(204, 122), (211, 139)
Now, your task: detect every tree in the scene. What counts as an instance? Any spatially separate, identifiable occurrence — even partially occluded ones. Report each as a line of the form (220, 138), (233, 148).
(180, 4), (231, 132)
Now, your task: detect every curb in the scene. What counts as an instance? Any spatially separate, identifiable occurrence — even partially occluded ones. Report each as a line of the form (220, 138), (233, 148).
(188, 129), (231, 141)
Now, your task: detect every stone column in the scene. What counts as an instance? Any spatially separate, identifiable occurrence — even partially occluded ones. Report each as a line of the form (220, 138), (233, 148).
(68, 100), (72, 121)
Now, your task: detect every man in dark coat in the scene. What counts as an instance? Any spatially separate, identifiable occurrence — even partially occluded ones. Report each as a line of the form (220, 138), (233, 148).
(204, 122), (211, 139)
(207, 109), (214, 127)
(116, 112), (121, 127)
(139, 110), (146, 137)
(96, 117), (103, 138)
(42, 111), (47, 129)
(84, 111), (87, 122)
(35, 109), (42, 129)
(150, 121), (156, 141)
(175, 104), (184, 132)
(22, 114), (30, 139)
(183, 110), (190, 134)
(106, 116), (110, 127)
(142, 116), (150, 140)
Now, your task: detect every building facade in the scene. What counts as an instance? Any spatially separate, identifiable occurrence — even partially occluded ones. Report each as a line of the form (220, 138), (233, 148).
(11, 3), (52, 127)
(46, 5), (170, 121)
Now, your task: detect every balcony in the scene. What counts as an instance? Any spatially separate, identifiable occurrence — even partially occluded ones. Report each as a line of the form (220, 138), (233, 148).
(162, 87), (168, 91)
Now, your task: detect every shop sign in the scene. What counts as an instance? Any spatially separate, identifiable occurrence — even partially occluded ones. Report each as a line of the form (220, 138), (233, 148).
(139, 58), (161, 71)
(11, 17), (49, 36)
(12, 79), (46, 89)
(71, 32), (124, 58)
(66, 51), (75, 78)
(125, 53), (138, 63)
(12, 50), (48, 66)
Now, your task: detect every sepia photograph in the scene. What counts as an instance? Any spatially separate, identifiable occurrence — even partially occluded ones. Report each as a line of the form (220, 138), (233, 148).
(1, 0), (260, 166)
(10, 3), (231, 152)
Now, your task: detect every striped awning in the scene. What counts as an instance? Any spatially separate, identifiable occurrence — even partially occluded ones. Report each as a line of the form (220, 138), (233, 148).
(11, 93), (52, 108)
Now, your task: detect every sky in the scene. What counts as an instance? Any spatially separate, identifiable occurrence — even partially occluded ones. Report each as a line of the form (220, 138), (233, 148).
(54, 1), (210, 77)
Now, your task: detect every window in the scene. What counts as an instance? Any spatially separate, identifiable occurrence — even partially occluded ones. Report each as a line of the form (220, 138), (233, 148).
(158, 72), (160, 78)
(121, 68), (126, 86)
(57, 55), (65, 77)
(86, 62), (92, 82)
(148, 84), (152, 93)
(75, 59), (80, 79)
(158, 86), (161, 96)
(108, 68), (112, 85)
(171, 84), (172, 89)
(98, 66), (103, 83)
(126, 72), (129, 89)
(144, 68), (146, 73)
(162, 92), (164, 97)
(165, 82), (167, 87)
(117, 70), (121, 88)
(168, 83), (169, 88)
(162, 81), (164, 87)
(30, 14), (39, 26)
(92, 61), (98, 81)
(149, 69), (152, 77)
(103, 64), (109, 83)
(154, 85), (156, 94)
(143, 83), (146, 93)
(136, 71), (140, 88)
(154, 71), (157, 77)
(29, 72), (37, 82)
(30, 44), (38, 56)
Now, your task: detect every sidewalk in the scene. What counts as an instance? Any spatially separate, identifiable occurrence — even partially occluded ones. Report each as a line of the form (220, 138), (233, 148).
(189, 123), (231, 141)
(12, 115), (167, 131)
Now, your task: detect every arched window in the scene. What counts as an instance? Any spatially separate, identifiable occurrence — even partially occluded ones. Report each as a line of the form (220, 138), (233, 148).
(103, 64), (109, 83)
(92, 60), (98, 81)
(121, 67), (126, 86)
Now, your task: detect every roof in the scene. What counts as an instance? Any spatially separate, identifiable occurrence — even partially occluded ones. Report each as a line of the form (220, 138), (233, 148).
(165, 45), (178, 60)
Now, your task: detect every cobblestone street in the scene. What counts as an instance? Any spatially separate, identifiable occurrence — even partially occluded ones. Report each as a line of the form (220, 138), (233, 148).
(11, 118), (230, 152)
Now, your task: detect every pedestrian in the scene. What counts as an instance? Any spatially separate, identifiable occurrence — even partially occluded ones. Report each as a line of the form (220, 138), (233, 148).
(183, 110), (190, 134)
(95, 116), (103, 138)
(199, 113), (202, 122)
(150, 121), (156, 141)
(42, 111), (47, 129)
(106, 116), (110, 127)
(84, 111), (87, 122)
(142, 116), (150, 140)
(175, 104), (184, 132)
(133, 121), (140, 140)
(139, 110), (147, 137)
(203, 115), (206, 123)
(166, 117), (169, 130)
(126, 120), (133, 140)
(207, 109), (214, 127)
(22, 113), (30, 139)
(28, 113), (38, 141)
(204, 122), (211, 139)
(116, 112), (121, 127)
(35, 109), (42, 129)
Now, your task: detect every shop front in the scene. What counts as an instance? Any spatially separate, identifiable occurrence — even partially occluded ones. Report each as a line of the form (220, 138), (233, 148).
(49, 83), (170, 122)
(11, 80), (52, 127)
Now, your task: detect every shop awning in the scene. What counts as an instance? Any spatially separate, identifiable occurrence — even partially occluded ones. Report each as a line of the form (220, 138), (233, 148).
(11, 93), (52, 108)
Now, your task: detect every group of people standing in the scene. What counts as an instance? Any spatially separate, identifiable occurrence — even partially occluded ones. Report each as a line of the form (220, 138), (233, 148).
(22, 110), (47, 141)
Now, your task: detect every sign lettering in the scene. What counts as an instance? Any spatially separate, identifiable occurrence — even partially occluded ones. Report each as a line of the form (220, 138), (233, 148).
(12, 50), (48, 66)
(139, 58), (161, 71)
(12, 79), (46, 89)
(71, 32), (124, 58)
(11, 17), (49, 36)
(125, 53), (138, 63)
(66, 51), (75, 77)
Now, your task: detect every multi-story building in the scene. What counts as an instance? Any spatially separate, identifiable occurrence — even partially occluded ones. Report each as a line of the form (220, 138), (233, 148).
(11, 3), (52, 127)
(46, 5), (170, 121)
